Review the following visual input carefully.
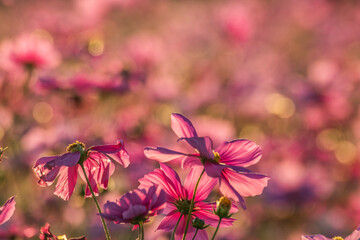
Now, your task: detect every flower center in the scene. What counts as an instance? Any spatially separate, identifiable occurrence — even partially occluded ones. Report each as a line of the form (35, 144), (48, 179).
(66, 141), (86, 153)
(333, 237), (344, 240)
(213, 150), (220, 163)
(175, 199), (191, 215)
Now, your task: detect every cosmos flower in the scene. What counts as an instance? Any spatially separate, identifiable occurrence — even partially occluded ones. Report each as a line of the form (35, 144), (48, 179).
(33, 140), (129, 200)
(139, 163), (237, 240)
(144, 113), (269, 208)
(0, 196), (16, 225)
(302, 226), (360, 240)
(0, 34), (60, 73)
(101, 185), (166, 229)
(39, 223), (86, 240)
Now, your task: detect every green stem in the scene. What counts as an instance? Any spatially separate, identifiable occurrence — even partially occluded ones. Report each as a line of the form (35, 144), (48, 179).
(211, 218), (222, 240)
(80, 163), (111, 240)
(138, 220), (144, 240)
(23, 67), (33, 95)
(192, 229), (199, 240)
(170, 213), (183, 240)
(182, 169), (205, 240)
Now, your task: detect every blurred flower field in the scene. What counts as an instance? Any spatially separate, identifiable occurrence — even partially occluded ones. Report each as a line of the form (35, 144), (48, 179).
(0, 0), (360, 239)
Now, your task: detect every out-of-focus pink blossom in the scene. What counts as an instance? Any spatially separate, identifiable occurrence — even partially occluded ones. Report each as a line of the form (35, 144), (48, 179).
(0, 34), (60, 72)
(33, 140), (129, 200)
(0, 196), (15, 225)
(101, 185), (166, 229)
(145, 113), (269, 208)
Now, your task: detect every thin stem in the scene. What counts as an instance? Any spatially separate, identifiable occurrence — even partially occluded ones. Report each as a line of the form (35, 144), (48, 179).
(80, 163), (111, 240)
(211, 218), (222, 240)
(138, 220), (144, 240)
(192, 229), (199, 240)
(170, 213), (183, 240)
(182, 169), (205, 240)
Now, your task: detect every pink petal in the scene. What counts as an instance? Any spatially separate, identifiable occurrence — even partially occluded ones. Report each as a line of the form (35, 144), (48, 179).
(178, 137), (213, 159)
(195, 229), (208, 240)
(122, 205), (147, 220)
(54, 166), (78, 201)
(44, 152), (80, 169)
(301, 235), (331, 240)
(39, 167), (61, 186)
(171, 113), (198, 138)
(139, 167), (185, 201)
(346, 225), (360, 240)
(204, 162), (224, 178)
(0, 196), (15, 225)
(144, 147), (187, 163)
(157, 211), (182, 231)
(34, 156), (57, 168)
(184, 166), (217, 201)
(216, 140), (262, 167)
(194, 209), (235, 227)
(91, 140), (130, 168)
(181, 156), (202, 169)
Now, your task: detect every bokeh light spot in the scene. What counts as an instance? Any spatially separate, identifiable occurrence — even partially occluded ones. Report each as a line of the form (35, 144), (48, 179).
(88, 37), (104, 56)
(316, 128), (342, 151)
(32, 102), (53, 123)
(335, 141), (357, 164)
(265, 93), (296, 118)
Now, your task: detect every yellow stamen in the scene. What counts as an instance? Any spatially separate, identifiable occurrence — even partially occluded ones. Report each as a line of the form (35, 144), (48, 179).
(332, 237), (344, 240)
(213, 151), (220, 163)
(57, 235), (68, 240)
(66, 141), (85, 153)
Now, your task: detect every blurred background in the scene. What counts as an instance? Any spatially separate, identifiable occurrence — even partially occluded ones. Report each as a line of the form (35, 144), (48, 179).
(0, 0), (360, 239)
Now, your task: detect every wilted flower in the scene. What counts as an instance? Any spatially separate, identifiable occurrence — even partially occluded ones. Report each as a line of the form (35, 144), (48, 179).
(101, 185), (166, 229)
(33, 140), (129, 200)
(145, 113), (269, 208)
(302, 226), (360, 240)
(0, 196), (15, 225)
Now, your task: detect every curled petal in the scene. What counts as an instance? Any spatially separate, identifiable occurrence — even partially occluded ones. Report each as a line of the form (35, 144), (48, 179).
(178, 137), (213, 159)
(144, 147), (187, 163)
(0, 196), (15, 225)
(44, 152), (80, 169)
(171, 113), (198, 138)
(91, 140), (130, 168)
(216, 140), (262, 167)
(54, 166), (78, 201)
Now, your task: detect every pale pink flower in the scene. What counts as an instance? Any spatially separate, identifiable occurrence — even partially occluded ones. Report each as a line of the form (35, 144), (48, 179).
(139, 164), (237, 240)
(0, 34), (60, 72)
(144, 113), (269, 208)
(0, 196), (15, 225)
(33, 140), (129, 200)
(302, 225), (360, 240)
(101, 185), (166, 229)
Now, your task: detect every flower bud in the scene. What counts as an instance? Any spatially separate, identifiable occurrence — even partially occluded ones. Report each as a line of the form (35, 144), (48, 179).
(215, 196), (232, 218)
(192, 217), (207, 229)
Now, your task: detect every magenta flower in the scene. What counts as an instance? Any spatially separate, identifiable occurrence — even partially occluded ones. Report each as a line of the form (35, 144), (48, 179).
(302, 226), (360, 240)
(144, 113), (269, 208)
(0, 196), (15, 225)
(33, 140), (129, 200)
(101, 185), (166, 229)
(139, 163), (237, 240)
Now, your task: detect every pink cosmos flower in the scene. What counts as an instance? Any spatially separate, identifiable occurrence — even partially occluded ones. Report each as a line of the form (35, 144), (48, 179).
(101, 185), (166, 229)
(33, 140), (129, 200)
(0, 196), (15, 225)
(302, 225), (360, 240)
(139, 164), (237, 240)
(144, 113), (269, 208)
(0, 34), (61, 72)
(40, 223), (86, 240)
